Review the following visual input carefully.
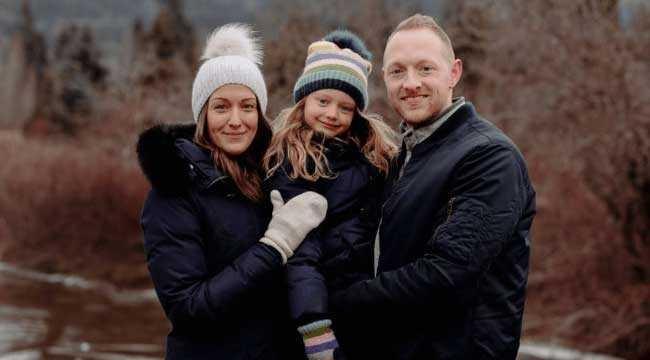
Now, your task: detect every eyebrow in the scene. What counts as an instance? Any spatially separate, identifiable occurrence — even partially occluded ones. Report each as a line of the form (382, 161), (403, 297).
(210, 97), (227, 104)
(384, 62), (405, 71)
(210, 97), (256, 103)
(417, 59), (438, 65)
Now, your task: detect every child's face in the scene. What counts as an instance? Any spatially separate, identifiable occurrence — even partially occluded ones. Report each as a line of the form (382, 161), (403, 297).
(304, 89), (356, 137)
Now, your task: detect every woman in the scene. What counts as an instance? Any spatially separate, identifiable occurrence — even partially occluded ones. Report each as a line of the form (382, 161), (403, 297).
(137, 23), (326, 359)
(264, 30), (398, 359)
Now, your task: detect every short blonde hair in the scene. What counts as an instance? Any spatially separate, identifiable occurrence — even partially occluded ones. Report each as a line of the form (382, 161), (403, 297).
(388, 14), (455, 62)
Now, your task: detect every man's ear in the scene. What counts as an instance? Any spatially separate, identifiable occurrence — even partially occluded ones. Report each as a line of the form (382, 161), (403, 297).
(450, 58), (463, 88)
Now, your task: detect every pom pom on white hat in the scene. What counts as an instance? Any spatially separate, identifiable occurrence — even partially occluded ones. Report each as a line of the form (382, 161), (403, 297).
(191, 23), (268, 122)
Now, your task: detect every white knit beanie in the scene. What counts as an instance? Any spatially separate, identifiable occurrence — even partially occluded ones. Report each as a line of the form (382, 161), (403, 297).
(191, 23), (268, 122)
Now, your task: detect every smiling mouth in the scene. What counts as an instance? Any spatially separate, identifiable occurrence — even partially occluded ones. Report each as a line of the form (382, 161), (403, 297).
(318, 121), (340, 130)
(400, 95), (429, 101)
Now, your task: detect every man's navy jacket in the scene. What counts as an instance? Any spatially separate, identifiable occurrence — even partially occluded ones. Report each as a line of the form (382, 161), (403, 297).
(332, 103), (536, 360)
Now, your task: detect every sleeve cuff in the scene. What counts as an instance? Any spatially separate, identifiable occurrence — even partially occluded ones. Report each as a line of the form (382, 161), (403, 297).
(259, 238), (288, 264)
(298, 319), (333, 336)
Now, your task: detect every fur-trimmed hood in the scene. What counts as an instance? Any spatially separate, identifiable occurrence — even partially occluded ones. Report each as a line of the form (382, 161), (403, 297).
(136, 123), (226, 195)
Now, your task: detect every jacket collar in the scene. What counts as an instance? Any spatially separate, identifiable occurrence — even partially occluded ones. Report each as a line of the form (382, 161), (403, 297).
(174, 139), (229, 190)
(137, 123), (195, 195)
(136, 123), (229, 194)
(311, 133), (367, 170)
(400, 97), (466, 152)
(410, 101), (478, 155)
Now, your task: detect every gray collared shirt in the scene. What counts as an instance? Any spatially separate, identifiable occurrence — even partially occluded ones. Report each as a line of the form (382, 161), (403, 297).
(398, 97), (466, 179)
(373, 97), (466, 275)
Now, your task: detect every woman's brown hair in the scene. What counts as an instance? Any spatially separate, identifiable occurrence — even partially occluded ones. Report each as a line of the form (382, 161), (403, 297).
(263, 99), (398, 181)
(194, 102), (271, 202)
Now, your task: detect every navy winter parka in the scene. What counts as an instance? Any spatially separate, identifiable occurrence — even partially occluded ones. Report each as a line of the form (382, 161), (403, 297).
(331, 103), (537, 360)
(268, 137), (382, 355)
(137, 124), (305, 360)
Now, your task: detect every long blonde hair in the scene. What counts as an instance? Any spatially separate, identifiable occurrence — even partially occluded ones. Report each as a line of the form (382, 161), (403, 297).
(194, 103), (272, 202)
(263, 99), (398, 181)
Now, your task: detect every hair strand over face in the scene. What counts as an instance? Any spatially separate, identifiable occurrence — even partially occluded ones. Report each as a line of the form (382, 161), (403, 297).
(263, 100), (399, 182)
(194, 102), (271, 202)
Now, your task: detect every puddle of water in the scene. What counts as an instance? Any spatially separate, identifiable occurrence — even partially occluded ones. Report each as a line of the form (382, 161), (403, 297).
(0, 262), (167, 359)
(518, 343), (625, 360)
(0, 350), (42, 360)
(1, 262), (626, 360)
(0, 305), (48, 354)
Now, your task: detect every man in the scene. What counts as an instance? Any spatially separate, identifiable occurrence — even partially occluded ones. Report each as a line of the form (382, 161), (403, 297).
(331, 14), (536, 360)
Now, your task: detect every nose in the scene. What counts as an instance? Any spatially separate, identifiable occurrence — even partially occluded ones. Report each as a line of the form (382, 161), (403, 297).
(228, 108), (242, 128)
(325, 104), (337, 120)
(402, 69), (421, 92)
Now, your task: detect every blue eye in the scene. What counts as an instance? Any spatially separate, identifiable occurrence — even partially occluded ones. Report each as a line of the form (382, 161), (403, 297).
(388, 68), (404, 78)
(419, 65), (434, 75)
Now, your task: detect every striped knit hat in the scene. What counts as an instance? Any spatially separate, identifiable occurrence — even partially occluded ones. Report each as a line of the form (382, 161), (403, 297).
(293, 30), (373, 111)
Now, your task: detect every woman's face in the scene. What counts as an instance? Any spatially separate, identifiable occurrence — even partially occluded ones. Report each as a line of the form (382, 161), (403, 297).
(304, 89), (356, 137)
(206, 84), (259, 156)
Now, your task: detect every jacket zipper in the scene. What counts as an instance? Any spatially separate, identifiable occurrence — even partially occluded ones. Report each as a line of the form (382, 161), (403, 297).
(446, 196), (456, 221)
(206, 175), (228, 189)
(430, 196), (456, 244)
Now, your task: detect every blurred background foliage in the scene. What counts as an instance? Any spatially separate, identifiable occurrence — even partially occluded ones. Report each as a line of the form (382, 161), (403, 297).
(0, 0), (648, 358)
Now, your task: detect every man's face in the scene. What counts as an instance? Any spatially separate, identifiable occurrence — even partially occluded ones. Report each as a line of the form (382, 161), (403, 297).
(383, 28), (462, 127)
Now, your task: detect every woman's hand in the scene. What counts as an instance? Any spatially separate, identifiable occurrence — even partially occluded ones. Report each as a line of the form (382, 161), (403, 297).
(260, 190), (328, 263)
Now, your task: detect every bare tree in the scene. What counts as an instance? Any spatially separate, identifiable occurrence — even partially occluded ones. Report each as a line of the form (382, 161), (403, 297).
(128, 0), (196, 127)
(42, 24), (108, 134)
(445, 1), (650, 358)
(0, 0), (50, 130)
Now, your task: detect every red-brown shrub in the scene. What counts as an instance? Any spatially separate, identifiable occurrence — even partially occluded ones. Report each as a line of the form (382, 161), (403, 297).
(0, 130), (150, 287)
(444, 1), (650, 358)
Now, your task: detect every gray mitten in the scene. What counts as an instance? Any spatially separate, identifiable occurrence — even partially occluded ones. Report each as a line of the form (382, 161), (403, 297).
(260, 190), (328, 264)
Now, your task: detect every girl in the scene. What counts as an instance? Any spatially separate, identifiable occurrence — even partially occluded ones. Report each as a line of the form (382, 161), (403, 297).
(137, 23), (326, 359)
(264, 30), (398, 359)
